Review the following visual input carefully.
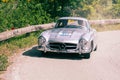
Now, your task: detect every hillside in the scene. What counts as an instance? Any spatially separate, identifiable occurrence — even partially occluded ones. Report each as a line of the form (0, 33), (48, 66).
(0, 0), (120, 32)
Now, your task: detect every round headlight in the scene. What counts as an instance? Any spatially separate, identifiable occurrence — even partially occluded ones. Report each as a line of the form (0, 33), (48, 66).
(80, 39), (88, 50)
(38, 36), (46, 46)
(80, 39), (88, 45)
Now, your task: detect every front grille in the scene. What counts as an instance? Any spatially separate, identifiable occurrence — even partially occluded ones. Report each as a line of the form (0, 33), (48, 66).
(49, 43), (77, 50)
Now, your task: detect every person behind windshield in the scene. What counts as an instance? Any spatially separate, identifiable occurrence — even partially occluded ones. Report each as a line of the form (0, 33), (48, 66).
(78, 20), (85, 27)
(55, 20), (67, 28)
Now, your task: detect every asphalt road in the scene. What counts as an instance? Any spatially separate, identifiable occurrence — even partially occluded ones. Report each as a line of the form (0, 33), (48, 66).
(1, 31), (120, 80)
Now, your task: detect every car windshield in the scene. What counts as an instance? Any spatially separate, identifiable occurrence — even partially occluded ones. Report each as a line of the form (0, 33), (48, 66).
(55, 19), (85, 28)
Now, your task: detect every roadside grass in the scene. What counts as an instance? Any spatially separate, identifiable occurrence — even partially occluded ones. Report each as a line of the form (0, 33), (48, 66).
(0, 24), (120, 72)
(92, 24), (120, 32)
(0, 54), (8, 71)
(0, 30), (42, 71)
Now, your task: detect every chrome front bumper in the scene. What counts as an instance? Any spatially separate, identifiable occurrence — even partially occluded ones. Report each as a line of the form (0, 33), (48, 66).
(37, 46), (79, 53)
(37, 46), (91, 54)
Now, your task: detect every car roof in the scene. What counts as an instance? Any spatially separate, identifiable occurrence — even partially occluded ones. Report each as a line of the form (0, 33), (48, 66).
(59, 17), (88, 21)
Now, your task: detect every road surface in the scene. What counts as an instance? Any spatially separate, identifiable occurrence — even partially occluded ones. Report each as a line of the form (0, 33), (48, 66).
(1, 30), (120, 80)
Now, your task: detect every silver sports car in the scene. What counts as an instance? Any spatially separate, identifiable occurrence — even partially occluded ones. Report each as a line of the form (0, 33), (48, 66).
(37, 17), (97, 59)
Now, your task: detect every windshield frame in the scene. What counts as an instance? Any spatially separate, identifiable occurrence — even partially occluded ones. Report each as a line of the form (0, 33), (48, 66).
(55, 19), (85, 28)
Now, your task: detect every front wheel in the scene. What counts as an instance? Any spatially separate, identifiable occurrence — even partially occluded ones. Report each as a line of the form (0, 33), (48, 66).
(94, 45), (97, 51)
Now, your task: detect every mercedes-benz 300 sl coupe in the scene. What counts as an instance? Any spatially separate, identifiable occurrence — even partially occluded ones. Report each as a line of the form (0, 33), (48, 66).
(37, 17), (97, 59)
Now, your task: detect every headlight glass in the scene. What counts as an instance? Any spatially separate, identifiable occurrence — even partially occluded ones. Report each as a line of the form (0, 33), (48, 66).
(81, 39), (87, 45)
(80, 39), (88, 50)
(38, 36), (46, 46)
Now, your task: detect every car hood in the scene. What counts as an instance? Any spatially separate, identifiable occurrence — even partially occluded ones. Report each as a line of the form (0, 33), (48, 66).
(48, 28), (87, 43)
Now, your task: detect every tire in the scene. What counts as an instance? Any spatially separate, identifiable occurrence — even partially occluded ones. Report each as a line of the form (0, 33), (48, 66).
(94, 45), (97, 51)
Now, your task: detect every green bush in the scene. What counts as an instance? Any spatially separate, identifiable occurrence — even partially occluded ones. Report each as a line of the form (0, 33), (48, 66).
(0, 54), (8, 71)
(0, 0), (120, 32)
(0, 0), (52, 32)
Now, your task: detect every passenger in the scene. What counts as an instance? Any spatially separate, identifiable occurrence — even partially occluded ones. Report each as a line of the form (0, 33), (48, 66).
(78, 20), (85, 27)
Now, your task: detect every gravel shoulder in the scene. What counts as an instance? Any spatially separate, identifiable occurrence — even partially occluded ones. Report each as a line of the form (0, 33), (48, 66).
(1, 30), (120, 80)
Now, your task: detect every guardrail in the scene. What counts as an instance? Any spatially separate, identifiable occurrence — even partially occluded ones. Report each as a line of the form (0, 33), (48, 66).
(89, 19), (120, 25)
(0, 19), (120, 41)
(0, 23), (55, 41)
